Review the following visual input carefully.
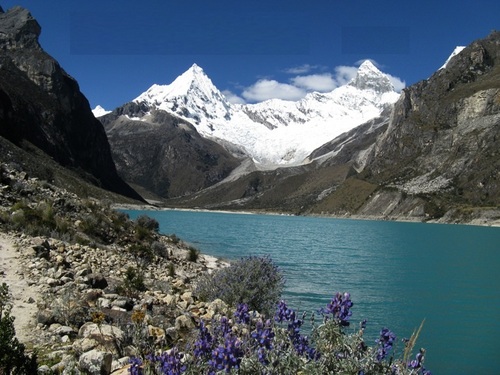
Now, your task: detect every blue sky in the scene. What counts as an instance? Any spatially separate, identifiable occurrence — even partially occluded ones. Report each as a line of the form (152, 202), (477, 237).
(2, 0), (500, 109)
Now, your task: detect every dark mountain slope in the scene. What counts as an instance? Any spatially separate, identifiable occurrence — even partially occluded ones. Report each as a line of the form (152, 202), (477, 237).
(0, 6), (141, 200)
(101, 105), (241, 199)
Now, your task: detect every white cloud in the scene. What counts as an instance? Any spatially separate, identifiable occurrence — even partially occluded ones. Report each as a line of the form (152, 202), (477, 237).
(242, 80), (306, 102)
(386, 74), (406, 92)
(238, 61), (406, 102)
(284, 64), (318, 75)
(333, 66), (359, 86)
(291, 74), (337, 92)
(222, 90), (246, 104)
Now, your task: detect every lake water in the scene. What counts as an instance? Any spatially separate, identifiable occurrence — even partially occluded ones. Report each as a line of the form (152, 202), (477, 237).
(123, 209), (500, 375)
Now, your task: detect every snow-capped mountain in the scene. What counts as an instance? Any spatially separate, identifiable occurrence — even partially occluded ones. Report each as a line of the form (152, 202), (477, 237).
(129, 61), (400, 166)
(92, 105), (111, 117)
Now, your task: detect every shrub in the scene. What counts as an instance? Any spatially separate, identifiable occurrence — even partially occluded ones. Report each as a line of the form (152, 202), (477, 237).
(111, 211), (130, 232)
(0, 283), (38, 374)
(194, 256), (285, 317)
(168, 234), (181, 244)
(117, 267), (146, 297)
(151, 241), (168, 258)
(135, 215), (160, 233)
(168, 263), (175, 277)
(129, 243), (153, 262)
(48, 285), (89, 327)
(187, 246), (199, 262)
(134, 225), (152, 241)
(80, 213), (109, 243)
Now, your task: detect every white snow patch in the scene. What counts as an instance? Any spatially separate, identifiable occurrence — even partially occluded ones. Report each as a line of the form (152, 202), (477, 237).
(92, 105), (111, 117)
(440, 46), (466, 70)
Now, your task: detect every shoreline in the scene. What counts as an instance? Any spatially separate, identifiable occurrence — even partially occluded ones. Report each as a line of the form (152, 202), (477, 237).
(112, 203), (500, 228)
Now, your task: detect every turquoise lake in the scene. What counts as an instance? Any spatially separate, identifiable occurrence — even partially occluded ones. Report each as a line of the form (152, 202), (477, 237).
(123, 209), (500, 375)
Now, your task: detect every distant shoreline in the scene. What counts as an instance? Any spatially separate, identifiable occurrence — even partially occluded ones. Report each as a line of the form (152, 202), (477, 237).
(112, 203), (500, 228)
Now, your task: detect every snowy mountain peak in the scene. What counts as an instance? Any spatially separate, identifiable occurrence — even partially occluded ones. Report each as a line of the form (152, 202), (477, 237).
(135, 63), (219, 103)
(127, 62), (400, 166)
(349, 60), (394, 93)
(134, 64), (232, 129)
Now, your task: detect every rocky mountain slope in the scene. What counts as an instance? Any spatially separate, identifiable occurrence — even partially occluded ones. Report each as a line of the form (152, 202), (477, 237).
(0, 6), (140, 201)
(368, 32), (500, 201)
(0, 161), (228, 374)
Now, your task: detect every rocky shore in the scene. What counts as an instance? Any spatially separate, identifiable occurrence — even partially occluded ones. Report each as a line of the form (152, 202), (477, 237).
(1, 232), (229, 374)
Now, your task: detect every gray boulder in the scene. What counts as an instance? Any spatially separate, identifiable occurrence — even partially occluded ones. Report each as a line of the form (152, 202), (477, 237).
(78, 349), (112, 375)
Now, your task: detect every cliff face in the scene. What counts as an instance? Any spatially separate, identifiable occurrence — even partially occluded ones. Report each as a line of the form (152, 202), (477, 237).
(0, 7), (140, 200)
(367, 32), (500, 209)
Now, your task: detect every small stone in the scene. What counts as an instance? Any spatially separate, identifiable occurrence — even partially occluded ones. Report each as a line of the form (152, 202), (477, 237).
(98, 298), (111, 309)
(175, 314), (194, 331)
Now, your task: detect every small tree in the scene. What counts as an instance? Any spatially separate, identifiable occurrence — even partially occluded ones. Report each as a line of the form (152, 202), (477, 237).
(0, 283), (38, 374)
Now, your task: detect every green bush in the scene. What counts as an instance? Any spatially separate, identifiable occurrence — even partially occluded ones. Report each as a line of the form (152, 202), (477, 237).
(117, 267), (146, 297)
(129, 243), (154, 261)
(135, 215), (160, 233)
(168, 263), (175, 277)
(0, 283), (38, 374)
(194, 256), (285, 317)
(151, 241), (168, 258)
(187, 246), (199, 262)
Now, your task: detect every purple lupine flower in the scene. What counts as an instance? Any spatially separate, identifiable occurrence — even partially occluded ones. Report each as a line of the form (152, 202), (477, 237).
(275, 300), (295, 323)
(251, 318), (275, 364)
(208, 334), (243, 373)
(408, 348), (430, 375)
(234, 303), (251, 325)
(128, 357), (143, 375)
(322, 292), (354, 326)
(408, 350), (424, 369)
(193, 321), (214, 358)
(251, 319), (275, 349)
(294, 334), (309, 355)
(274, 300), (320, 360)
(214, 315), (232, 338)
(376, 327), (396, 361)
(150, 347), (186, 375)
